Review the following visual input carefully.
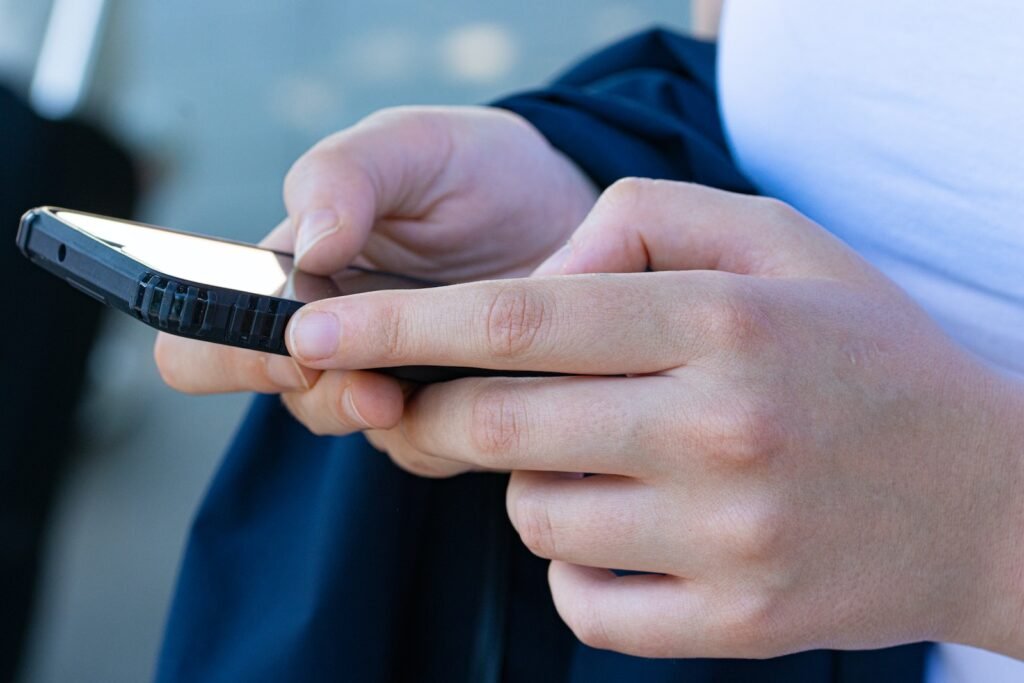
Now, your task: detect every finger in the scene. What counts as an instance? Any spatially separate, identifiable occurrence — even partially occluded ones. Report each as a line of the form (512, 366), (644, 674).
(283, 108), (457, 274)
(285, 271), (732, 373)
(550, 560), (792, 659)
(400, 375), (685, 475)
(507, 472), (696, 574)
(535, 179), (869, 281)
(281, 369), (403, 435)
(364, 428), (474, 478)
(154, 332), (318, 394)
(548, 561), (704, 658)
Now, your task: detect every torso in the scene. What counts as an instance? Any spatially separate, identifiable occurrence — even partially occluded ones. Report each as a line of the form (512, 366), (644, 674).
(718, 1), (1024, 378)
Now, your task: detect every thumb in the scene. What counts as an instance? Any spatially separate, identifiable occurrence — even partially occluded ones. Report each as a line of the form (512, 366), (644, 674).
(283, 108), (454, 275)
(534, 179), (867, 280)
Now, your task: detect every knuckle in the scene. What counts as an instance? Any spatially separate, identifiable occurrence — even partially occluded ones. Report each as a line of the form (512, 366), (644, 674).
(714, 591), (785, 658)
(754, 196), (800, 224)
(244, 352), (277, 390)
(699, 398), (784, 467)
(305, 422), (332, 438)
(715, 498), (787, 564)
(373, 300), (408, 362)
(482, 285), (552, 360)
(362, 106), (453, 155)
(362, 105), (417, 128)
(510, 492), (558, 558)
(566, 598), (616, 651)
(391, 452), (462, 479)
(704, 282), (774, 351)
(601, 177), (688, 213)
(469, 384), (529, 465)
(283, 147), (331, 200)
(606, 176), (648, 198)
(604, 176), (654, 202)
(366, 429), (467, 479)
(280, 394), (327, 437)
(599, 177), (650, 216)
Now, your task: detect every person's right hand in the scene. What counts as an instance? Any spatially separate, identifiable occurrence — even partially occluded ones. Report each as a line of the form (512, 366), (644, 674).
(154, 105), (598, 472)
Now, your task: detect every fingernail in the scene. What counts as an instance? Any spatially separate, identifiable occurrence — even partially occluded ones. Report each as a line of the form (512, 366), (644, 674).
(295, 208), (339, 262)
(289, 310), (340, 361)
(533, 242), (573, 276)
(266, 355), (312, 390)
(342, 386), (369, 427)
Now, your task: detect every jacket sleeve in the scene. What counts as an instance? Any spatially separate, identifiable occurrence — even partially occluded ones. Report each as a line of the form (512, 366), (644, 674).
(493, 27), (756, 194)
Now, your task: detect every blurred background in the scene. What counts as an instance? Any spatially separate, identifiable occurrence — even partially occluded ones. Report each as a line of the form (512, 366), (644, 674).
(0, 1), (688, 681)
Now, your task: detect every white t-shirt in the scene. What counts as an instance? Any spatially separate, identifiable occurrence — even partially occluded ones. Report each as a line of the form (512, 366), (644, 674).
(717, 2), (1024, 681)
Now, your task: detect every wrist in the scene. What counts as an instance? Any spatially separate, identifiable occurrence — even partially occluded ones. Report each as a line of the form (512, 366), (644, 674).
(951, 368), (1024, 658)
(498, 106), (599, 226)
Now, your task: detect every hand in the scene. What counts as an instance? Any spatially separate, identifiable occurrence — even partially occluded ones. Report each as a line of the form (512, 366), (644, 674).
(154, 106), (598, 463)
(286, 179), (1024, 658)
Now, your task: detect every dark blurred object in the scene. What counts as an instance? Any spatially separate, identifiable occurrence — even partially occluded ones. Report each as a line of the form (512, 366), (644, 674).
(0, 84), (138, 683)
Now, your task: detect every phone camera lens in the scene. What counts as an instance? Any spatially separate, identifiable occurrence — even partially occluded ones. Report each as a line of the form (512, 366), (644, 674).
(58, 244), (67, 262)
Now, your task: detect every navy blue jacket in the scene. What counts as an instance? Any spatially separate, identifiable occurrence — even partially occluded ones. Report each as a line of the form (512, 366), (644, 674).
(156, 29), (932, 682)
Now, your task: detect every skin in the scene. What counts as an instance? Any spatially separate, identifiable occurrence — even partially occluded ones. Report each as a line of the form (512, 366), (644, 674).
(691, 0), (724, 38)
(154, 108), (1024, 660)
(155, 105), (598, 440)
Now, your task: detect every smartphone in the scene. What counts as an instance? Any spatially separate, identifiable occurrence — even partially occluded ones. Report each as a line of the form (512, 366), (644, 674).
(15, 206), (483, 383)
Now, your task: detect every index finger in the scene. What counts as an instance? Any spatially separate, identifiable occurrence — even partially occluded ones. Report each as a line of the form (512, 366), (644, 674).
(154, 332), (319, 395)
(285, 271), (735, 374)
(283, 108), (456, 274)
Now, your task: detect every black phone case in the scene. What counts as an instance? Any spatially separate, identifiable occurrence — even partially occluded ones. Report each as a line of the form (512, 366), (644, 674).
(15, 207), (517, 384)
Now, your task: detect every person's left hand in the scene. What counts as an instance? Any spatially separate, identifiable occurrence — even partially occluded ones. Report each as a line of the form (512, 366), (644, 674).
(284, 179), (1024, 659)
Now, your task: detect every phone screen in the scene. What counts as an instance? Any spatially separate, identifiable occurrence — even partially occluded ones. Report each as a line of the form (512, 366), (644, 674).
(54, 209), (435, 302)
